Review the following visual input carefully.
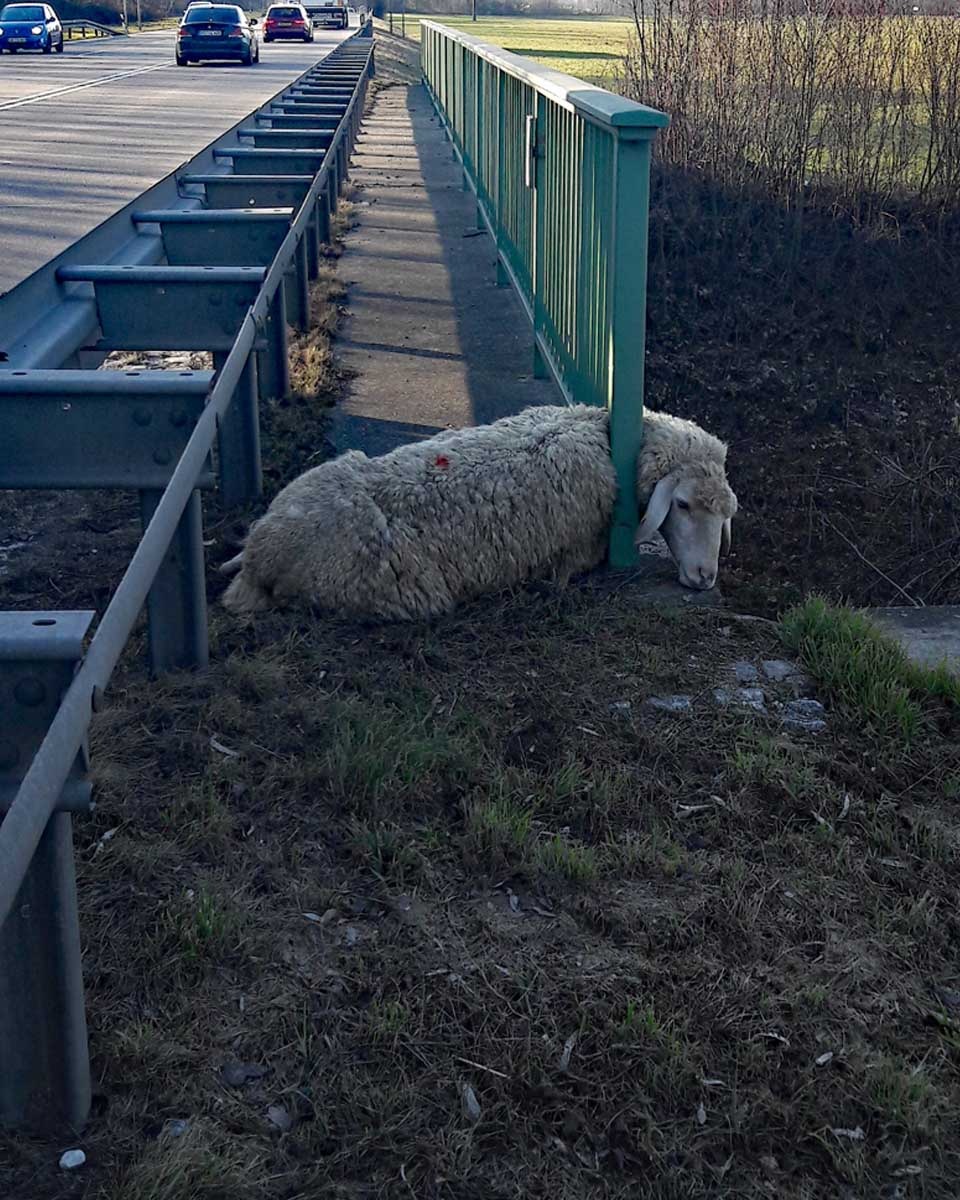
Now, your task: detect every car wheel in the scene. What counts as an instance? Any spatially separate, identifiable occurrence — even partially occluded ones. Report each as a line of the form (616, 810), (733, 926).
(175, 52), (189, 65)
(264, 35), (271, 41)
(55, 34), (64, 52)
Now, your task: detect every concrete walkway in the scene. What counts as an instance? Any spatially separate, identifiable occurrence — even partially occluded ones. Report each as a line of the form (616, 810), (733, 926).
(333, 83), (559, 457)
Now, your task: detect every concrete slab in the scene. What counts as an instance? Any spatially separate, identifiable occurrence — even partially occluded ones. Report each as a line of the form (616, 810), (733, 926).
(871, 607), (960, 671)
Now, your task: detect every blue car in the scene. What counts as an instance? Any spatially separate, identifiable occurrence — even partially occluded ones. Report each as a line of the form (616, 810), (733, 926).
(0, 2), (64, 53)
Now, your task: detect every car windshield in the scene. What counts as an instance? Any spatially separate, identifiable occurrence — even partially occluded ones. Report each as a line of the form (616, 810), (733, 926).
(184, 6), (241, 22)
(0, 5), (47, 19)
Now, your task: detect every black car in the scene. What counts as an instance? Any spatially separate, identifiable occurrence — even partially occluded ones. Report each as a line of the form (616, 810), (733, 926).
(263, 3), (313, 42)
(176, 3), (260, 67)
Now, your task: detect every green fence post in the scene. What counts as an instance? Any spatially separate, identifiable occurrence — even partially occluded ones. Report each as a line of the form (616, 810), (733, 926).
(605, 129), (654, 566)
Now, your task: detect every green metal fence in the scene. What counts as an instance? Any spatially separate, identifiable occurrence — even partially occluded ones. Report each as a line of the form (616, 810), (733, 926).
(420, 21), (668, 566)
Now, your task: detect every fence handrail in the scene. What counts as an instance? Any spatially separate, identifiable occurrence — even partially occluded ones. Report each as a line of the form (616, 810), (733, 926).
(418, 19), (667, 132)
(0, 38), (372, 933)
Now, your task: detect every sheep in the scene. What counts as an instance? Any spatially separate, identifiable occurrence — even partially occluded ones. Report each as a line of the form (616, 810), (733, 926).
(220, 404), (738, 621)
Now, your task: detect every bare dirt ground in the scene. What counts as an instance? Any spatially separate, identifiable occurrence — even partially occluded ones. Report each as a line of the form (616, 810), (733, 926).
(2, 33), (960, 1200)
(644, 170), (960, 617)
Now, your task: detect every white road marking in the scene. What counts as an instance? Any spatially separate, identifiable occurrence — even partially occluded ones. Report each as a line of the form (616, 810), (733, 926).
(0, 62), (171, 112)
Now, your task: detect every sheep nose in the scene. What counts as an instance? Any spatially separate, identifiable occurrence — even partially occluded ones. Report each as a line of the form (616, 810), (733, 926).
(697, 566), (716, 589)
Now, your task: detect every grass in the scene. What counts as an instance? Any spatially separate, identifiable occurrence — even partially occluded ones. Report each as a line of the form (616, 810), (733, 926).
(4, 583), (959, 1199)
(782, 596), (960, 743)
(395, 14), (633, 82)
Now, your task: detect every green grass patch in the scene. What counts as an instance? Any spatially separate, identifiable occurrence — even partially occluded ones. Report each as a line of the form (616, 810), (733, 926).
(780, 596), (959, 742)
(398, 14), (632, 82)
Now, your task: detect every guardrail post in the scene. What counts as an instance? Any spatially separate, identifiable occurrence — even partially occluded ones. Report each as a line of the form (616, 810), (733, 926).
(605, 126), (657, 569)
(212, 351), (262, 507)
(317, 183), (332, 246)
(306, 213), (320, 281)
(140, 490), (209, 674)
(0, 611), (94, 1133)
(258, 291), (290, 402)
(288, 237), (310, 333)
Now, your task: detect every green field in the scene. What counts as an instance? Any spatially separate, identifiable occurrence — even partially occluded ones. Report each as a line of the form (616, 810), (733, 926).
(395, 14), (633, 82)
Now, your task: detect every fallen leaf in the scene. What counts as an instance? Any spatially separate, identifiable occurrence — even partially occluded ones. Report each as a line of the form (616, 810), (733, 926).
(815, 1051), (834, 1066)
(831, 1125), (865, 1141)
(558, 1034), (577, 1072)
(267, 1104), (293, 1133)
(461, 1082), (482, 1124)
(696, 1102), (707, 1125)
(210, 736), (240, 758)
(221, 1061), (268, 1087)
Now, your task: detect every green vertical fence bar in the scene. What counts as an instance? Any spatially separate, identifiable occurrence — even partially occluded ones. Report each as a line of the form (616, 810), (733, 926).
(420, 22), (668, 567)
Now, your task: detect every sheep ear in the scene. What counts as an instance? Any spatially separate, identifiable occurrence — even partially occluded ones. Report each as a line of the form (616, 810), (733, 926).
(635, 475), (676, 546)
(721, 517), (732, 557)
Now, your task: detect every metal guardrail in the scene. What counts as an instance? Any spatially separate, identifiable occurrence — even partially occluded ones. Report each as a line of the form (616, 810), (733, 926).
(63, 19), (124, 38)
(419, 21), (668, 568)
(0, 24), (375, 1133)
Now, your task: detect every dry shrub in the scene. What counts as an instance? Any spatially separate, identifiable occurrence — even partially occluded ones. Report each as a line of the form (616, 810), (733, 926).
(624, 0), (960, 221)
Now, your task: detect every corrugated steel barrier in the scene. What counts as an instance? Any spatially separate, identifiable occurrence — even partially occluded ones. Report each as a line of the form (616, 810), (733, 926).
(0, 24), (374, 1133)
(419, 21), (669, 567)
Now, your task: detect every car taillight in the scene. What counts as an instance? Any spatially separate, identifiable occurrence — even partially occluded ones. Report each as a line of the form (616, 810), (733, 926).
(225, 24), (243, 35)
(178, 26), (188, 35)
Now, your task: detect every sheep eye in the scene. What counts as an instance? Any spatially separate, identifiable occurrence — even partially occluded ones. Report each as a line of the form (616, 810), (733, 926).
(676, 499), (690, 511)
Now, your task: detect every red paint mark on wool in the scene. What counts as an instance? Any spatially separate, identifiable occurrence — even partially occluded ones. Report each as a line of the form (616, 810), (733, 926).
(433, 455), (450, 469)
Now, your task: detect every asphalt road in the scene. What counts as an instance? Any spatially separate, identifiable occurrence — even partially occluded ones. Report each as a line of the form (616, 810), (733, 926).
(0, 26), (353, 295)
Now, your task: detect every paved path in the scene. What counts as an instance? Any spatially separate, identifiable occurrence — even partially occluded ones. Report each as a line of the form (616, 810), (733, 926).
(334, 83), (559, 455)
(0, 26), (353, 294)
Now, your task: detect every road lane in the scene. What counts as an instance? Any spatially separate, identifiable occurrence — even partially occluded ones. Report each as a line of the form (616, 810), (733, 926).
(0, 27), (352, 293)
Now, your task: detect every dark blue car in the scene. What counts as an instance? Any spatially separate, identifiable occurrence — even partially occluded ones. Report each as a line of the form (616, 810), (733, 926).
(0, 2), (64, 53)
(176, 3), (260, 67)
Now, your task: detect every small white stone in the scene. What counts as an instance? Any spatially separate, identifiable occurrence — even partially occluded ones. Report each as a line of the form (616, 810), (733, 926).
(59, 1150), (86, 1171)
(733, 661), (759, 683)
(714, 687), (766, 712)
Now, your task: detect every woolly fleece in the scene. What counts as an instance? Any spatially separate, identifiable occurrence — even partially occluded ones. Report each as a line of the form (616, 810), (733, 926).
(222, 404), (735, 620)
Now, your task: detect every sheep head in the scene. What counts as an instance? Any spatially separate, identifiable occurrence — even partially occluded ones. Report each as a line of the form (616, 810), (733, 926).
(635, 462), (738, 591)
